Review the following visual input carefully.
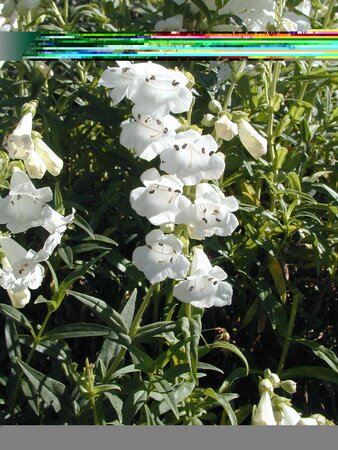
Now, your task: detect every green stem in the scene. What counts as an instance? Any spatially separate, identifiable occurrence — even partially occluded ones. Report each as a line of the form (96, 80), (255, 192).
(64, 0), (69, 25)
(10, 307), (53, 413)
(323, 0), (335, 28)
(268, 61), (281, 211)
(103, 284), (158, 382)
(277, 292), (300, 375)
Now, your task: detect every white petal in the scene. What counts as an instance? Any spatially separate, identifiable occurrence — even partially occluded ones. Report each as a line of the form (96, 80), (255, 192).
(145, 229), (164, 245)
(212, 281), (233, 306)
(191, 248), (213, 274)
(7, 288), (31, 309)
(140, 168), (162, 186)
(24, 150), (47, 179)
(0, 237), (28, 265)
(209, 266), (227, 280)
(33, 137), (63, 176)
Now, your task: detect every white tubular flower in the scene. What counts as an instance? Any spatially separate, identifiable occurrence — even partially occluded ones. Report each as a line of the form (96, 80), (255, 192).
(252, 391), (277, 426)
(132, 229), (190, 284)
(40, 206), (75, 235)
(0, 169), (53, 233)
(176, 183), (239, 240)
(155, 15), (184, 31)
(219, 0), (276, 31)
(280, 17), (298, 31)
(99, 61), (165, 104)
(276, 403), (302, 426)
(7, 288), (31, 309)
(120, 107), (180, 161)
(131, 67), (193, 119)
(5, 113), (63, 179)
(130, 168), (190, 226)
(214, 115), (238, 141)
(32, 135), (63, 176)
(159, 130), (225, 186)
(173, 247), (232, 308)
(237, 120), (267, 160)
(0, 238), (48, 293)
(5, 112), (34, 160)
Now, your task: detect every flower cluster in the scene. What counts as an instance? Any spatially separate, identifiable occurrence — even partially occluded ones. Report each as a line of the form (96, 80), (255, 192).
(0, 101), (74, 308)
(100, 62), (238, 309)
(251, 369), (330, 426)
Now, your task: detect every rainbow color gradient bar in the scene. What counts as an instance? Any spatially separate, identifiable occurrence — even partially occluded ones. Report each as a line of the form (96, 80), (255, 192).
(1, 31), (338, 59)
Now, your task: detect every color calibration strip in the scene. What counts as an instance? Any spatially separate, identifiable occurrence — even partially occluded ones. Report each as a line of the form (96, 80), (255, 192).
(0, 32), (337, 60)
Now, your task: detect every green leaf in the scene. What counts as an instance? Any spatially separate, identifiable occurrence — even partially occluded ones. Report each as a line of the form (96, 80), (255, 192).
(59, 253), (107, 295)
(73, 214), (94, 238)
(68, 290), (128, 333)
(41, 323), (112, 340)
(58, 245), (73, 268)
(281, 366), (338, 384)
(153, 378), (179, 420)
(199, 342), (249, 376)
(16, 358), (66, 413)
(19, 336), (72, 363)
(291, 338), (338, 374)
(133, 321), (177, 343)
(4, 318), (22, 362)
(0, 303), (35, 334)
(120, 288), (137, 329)
(257, 281), (288, 337)
(179, 314), (202, 384)
(204, 388), (238, 425)
(104, 392), (123, 423)
(190, 0), (211, 19)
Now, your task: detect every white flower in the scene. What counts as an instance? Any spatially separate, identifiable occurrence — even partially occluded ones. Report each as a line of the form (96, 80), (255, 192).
(214, 115), (238, 141)
(159, 130), (225, 186)
(173, 247), (232, 308)
(0, 169), (53, 233)
(132, 229), (190, 284)
(5, 113), (63, 179)
(130, 168), (190, 226)
(0, 238), (48, 293)
(237, 120), (267, 160)
(131, 67), (193, 119)
(0, 169), (74, 234)
(7, 288), (31, 309)
(155, 15), (184, 31)
(252, 391), (277, 425)
(99, 61), (165, 104)
(5, 112), (34, 160)
(40, 206), (75, 236)
(176, 183), (239, 240)
(277, 403), (302, 425)
(120, 108), (180, 161)
(219, 0), (276, 31)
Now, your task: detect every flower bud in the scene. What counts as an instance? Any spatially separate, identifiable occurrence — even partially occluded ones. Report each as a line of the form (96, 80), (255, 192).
(24, 150), (46, 179)
(237, 120), (267, 160)
(280, 18), (297, 32)
(214, 115), (238, 141)
(21, 100), (39, 117)
(32, 135), (63, 176)
(7, 288), (31, 309)
(260, 378), (274, 394)
(269, 373), (281, 387)
(309, 414), (327, 426)
(297, 417), (319, 426)
(160, 223), (175, 233)
(201, 113), (216, 127)
(208, 100), (222, 114)
(279, 379), (297, 394)
(35, 61), (54, 79)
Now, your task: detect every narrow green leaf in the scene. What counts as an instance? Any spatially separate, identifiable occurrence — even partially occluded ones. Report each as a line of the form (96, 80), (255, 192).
(104, 392), (123, 423)
(291, 338), (338, 374)
(199, 342), (249, 376)
(204, 388), (238, 425)
(68, 290), (128, 333)
(41, 323), (111, 340)
(0, 303), (35, 334)
(153, 378), (179, 420)
(281, 366), (338, 384)
(16, 358), (66, 413)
